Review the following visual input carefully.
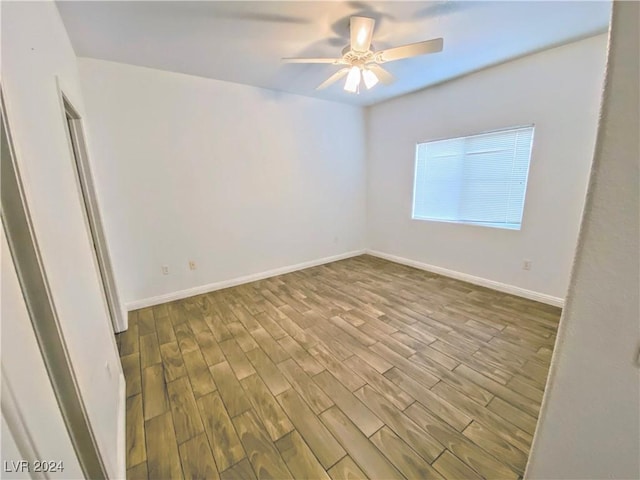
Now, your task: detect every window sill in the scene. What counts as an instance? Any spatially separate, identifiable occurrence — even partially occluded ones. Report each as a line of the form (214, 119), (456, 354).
(411, 216), (521, 231)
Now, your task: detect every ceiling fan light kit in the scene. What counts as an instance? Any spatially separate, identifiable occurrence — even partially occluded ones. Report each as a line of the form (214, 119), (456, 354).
(344, 66), (362, 93)
(342, 65), (379, 93)
(362, 68), (379, 89)
(282, 16), (444, 94)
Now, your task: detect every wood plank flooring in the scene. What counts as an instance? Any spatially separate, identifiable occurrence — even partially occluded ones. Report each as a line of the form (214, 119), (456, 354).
(117, 255), (560, 479)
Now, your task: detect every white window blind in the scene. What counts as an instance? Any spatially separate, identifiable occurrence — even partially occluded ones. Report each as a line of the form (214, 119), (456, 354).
(412, 126), (534, 230)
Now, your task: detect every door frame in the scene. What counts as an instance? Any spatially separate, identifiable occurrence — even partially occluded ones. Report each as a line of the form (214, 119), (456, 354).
(1, 86), (108, 479)
(56, 79), (126, 333)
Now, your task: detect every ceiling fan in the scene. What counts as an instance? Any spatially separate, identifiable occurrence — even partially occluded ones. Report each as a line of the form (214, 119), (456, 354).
(283, 16), (444, 94)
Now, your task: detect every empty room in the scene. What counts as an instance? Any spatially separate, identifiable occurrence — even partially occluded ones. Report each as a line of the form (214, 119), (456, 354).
(1, 1), (638, 479)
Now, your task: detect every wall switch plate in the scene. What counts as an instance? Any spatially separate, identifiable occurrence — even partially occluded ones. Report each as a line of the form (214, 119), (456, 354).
(523, 259), (532, 270)
(189, 260), (196, 270)
(162, 265), (169, 275)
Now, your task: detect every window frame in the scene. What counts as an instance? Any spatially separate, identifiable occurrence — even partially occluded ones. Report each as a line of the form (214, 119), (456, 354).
(411, 124), (535, 231)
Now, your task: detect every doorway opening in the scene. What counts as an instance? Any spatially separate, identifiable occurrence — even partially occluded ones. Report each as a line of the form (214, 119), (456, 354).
(60, 90), (125, 333)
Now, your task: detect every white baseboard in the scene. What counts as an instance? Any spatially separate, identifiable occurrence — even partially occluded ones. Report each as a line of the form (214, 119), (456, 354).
(116, 373), (126, 480)
(125, 249), (366, 311)
(366, 250), (565, 308)
(125, 248), (564, 311)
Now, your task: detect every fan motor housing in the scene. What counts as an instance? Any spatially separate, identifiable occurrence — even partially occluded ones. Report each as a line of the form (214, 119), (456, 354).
(341, 45), (374, 65)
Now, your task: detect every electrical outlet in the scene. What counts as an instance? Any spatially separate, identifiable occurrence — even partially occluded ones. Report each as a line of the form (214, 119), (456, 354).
(162, 265), (169, 275)
(189, 260), (196, 270)
(522, 259), (532, 271)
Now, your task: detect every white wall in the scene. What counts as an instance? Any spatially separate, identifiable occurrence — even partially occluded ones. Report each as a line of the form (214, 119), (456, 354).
(1, 229), (83, 479)
(527, 2), (640, 477)
(78, 58), (366, 307)
(366, 34), (608, 303)
(1, 2), (124, 477)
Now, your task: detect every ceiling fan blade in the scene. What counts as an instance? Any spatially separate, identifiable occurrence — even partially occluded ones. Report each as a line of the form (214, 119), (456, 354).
(367, 64), (395, 85)
(316, 68), (350, 90)
(282, 57), (344, 64)
(350, 16), (375, 52)
(214, 12), (310, 24)
(375, 38), (443, 63)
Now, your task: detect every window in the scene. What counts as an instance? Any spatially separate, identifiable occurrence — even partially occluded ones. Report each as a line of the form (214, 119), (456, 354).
(412, 125), (534, 230)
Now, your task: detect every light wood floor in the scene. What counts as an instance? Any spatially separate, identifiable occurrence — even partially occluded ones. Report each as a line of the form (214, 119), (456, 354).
(117, 255), (560, 480)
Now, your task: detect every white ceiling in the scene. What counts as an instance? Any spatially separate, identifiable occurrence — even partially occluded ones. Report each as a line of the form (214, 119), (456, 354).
(56, 1), (611, 107)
